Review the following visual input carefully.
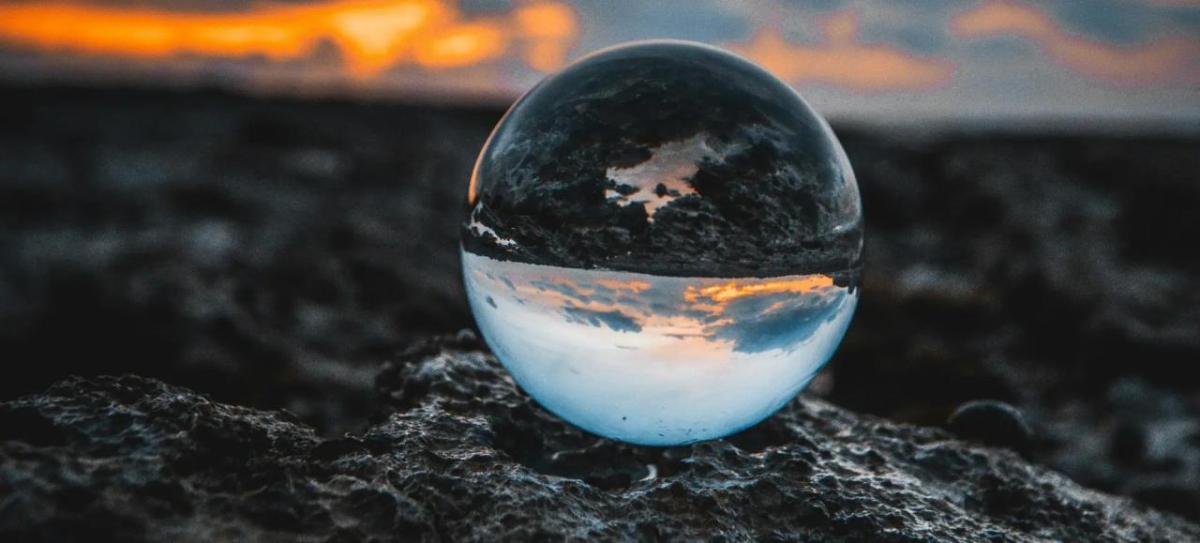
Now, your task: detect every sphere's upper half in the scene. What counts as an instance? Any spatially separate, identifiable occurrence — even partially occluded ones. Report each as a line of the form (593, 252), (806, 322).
(464, 41), (863, 279)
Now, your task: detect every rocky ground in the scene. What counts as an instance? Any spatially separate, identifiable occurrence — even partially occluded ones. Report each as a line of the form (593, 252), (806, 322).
(2, 335), (1197, 542)
(0, 83), (1198, 539)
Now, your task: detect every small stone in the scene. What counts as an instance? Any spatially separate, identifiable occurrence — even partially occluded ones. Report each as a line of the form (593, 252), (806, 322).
(947, 399), (1034, 454)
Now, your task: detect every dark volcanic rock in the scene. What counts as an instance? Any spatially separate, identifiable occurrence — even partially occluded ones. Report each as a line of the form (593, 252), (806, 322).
(0, 85), (494, 434)
(2, 83), (1200, 522)
(826, 129), (1200, 521)
(3, 338), (1197, 542)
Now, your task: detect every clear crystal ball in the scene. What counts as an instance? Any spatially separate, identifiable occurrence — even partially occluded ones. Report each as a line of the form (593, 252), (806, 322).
(461, 41), (863, 446)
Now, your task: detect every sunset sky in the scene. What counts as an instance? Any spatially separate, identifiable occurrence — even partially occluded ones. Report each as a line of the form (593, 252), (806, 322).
(0, 0), (1196, 125)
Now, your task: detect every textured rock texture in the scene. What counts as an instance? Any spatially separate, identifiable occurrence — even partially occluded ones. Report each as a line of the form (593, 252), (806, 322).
(0, 85), (494, 433)
(2, 334), (1197, 542)
(839, 130), (1200, 520)
(1, 84), (1199, 528)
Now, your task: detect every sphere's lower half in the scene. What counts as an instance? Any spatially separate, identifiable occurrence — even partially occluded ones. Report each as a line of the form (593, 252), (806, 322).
(463, 250), (858, 446)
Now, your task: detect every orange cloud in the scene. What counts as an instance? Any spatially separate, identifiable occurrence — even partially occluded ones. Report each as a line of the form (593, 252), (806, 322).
(952, 0), (1200, 85)
(685, 276), (835, 305)
(727, 12), (955, 92)
(0, 0), (578, 77)
(515, 2), (578, 72)
(595, 278), (652, 293)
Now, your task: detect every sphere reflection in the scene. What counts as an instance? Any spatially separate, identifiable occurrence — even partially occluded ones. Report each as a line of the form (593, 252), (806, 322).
(462, 40), (863, 446)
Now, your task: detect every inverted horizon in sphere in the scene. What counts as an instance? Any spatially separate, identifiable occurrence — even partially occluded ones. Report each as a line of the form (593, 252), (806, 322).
(463, 251), (858, 445)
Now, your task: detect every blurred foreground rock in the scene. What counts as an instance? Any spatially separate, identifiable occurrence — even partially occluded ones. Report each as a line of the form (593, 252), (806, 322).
(2, 335), (1196, 542)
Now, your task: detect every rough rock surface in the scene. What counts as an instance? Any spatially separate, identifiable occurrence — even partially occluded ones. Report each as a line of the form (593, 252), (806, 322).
(0, 85), (494, 433)
(2, 335), (1197, 542)
(2, 84), (1199, 523)
(837, 130), (1200, 520)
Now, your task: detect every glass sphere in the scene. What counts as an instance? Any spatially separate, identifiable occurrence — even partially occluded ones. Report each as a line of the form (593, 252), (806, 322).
(461, 41), (863, 446)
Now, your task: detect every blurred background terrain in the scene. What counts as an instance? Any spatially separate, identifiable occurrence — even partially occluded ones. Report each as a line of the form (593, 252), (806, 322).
(0, 0), (1198, 524)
